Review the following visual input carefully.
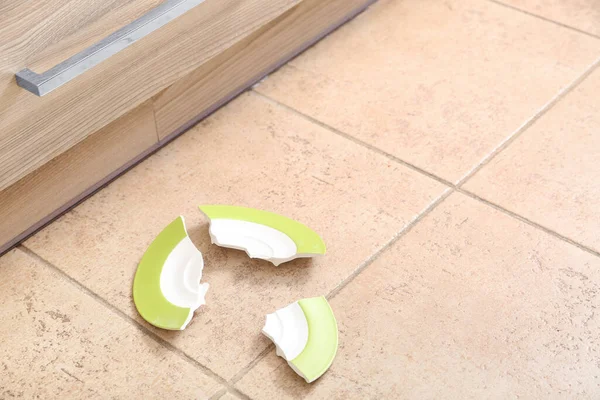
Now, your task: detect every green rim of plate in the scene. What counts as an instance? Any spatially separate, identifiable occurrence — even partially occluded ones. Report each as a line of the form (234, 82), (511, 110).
(133, 216), (191, 330)
(291, 296), (338, 382)
(198, 205), (326, 255)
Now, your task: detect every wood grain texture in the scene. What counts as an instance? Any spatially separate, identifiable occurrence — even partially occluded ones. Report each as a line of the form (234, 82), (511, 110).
(0, 0), (157, 72)
(0, 101), (158, 255)
(153, 0), (377, 139)
(0, 0), (376, 255)
(0, 0), (300, 190)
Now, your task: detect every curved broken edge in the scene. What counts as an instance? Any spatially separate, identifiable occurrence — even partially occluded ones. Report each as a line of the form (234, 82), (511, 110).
(262, 296), (338, 383)
(133, 216), (209, 330)
(262, 302), (309, 361)
(199, 205), (326, 266)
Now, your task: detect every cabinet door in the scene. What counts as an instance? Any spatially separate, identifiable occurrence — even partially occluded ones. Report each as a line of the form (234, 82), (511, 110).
(153, 0), (375, 141)
(0, 0), (302, 190)
(0, 101), (158, 254)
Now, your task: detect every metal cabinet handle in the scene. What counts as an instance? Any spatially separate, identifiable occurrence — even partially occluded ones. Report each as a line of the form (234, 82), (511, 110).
(15, 0), (206, 96)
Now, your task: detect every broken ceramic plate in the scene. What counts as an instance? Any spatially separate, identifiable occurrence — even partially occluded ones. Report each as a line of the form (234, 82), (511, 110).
(133, 216), (209, 330)
(198, 205), (326, 266)
(262, 296), (338, 383)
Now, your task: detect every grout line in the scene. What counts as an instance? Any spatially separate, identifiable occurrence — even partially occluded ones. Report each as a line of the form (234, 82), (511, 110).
(254, 58), (600, 265)
(226, 192), (600, 388)
(0, 140), (163, 258)
(458, 189), (600, 258)
(326, 188), (453, 300)
(255, 73), (600, 260)
(226, 188), (453, 388)
(230, 389), (252, 400)
(17, 244), (251, 399)
(216, 386), (251, 400)
(487, 0), (600, 40)
(229, 343), (275, 384)
(251, 90), (454, 188)
(255, 55), (600, 191)
(255, 57), (600, 190)
(456, 56), (600, 187)
(210, 388), (248, 400)
(15, 48), (600, 398)
(208, 388), (228, 400)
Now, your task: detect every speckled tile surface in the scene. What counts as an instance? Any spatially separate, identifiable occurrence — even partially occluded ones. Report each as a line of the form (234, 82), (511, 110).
(25, 92), (446, 379)
(499, 0), (600, 36)
(218, 392), (242, 400)
(0, 249), (220, 399)
(2, 0), (600, 398)
(237, 193), (600, 399)
(464, 68), (600, 253)
(255, 0), (600, 182)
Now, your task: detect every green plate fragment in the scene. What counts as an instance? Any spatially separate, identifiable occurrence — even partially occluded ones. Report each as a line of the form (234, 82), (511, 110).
(291, 296), (339, 383)
(199, 205), (326, 266)
(263, 296), (338, 383)
(133, 216), (209, 330)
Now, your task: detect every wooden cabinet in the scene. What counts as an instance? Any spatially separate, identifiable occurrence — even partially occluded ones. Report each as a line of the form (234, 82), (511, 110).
(0, 0), (375, 254)
(153, 0), (379, 142)
(0, 0), (301, 190)
(0, 101), (159, 251)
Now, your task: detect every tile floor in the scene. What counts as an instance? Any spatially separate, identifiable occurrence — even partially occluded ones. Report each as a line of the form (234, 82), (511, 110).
(2, 0), (599, 398)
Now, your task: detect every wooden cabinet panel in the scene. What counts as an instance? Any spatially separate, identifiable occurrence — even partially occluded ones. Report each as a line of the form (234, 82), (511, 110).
(0, 101), (158, 255)
(153, 0), (376, 140)
(0, 0), (301, 190)
(0, 0), (375, 254)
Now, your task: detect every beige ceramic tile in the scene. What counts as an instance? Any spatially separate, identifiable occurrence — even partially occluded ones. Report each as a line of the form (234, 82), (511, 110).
(218, 392), (241, 400)
(237, 193), (600, 399)
(255, 0), (600, 182)
(464, 67), (600, 253)
(0, 249), (220, 399)
(500, 0), (600, 36)
(25, 92), (447, 379)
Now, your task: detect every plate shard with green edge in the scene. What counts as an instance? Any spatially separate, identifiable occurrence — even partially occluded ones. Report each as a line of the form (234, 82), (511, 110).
(133, 216), (209, 330)
(262, 296), (338, 383)
(198, 205), (326, 266)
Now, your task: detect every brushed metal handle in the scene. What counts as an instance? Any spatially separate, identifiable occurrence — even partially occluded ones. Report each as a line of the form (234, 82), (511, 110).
(15, 0), (206, 96)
